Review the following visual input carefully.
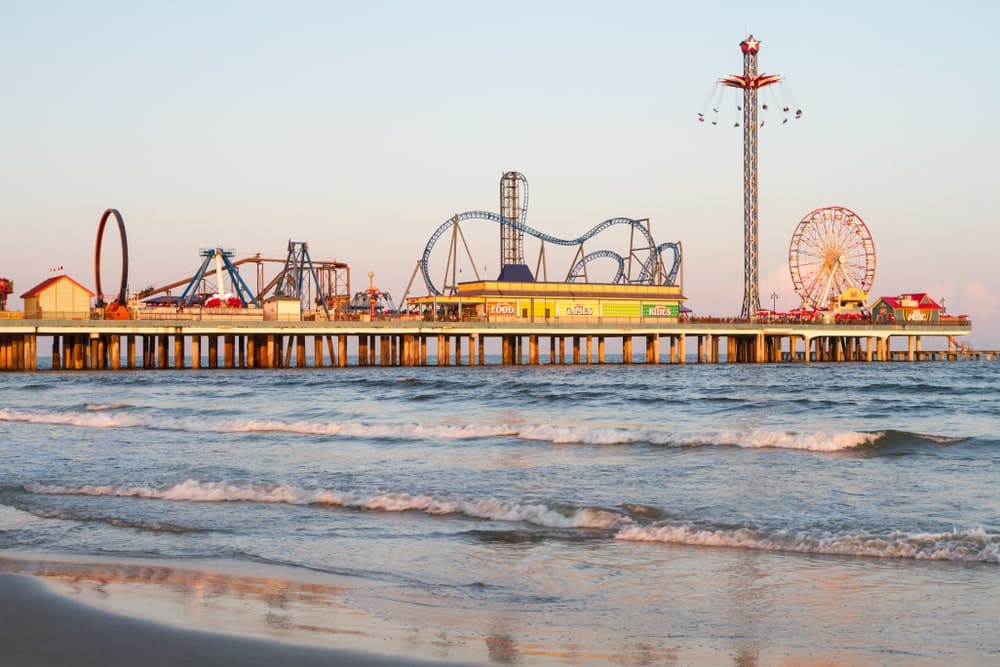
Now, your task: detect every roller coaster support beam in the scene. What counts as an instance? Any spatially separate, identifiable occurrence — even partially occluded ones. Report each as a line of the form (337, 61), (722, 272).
(273, 241), (330, 320)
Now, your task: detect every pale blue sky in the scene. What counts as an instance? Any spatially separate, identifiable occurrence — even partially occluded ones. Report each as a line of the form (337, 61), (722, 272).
(2, 1), (998, 344)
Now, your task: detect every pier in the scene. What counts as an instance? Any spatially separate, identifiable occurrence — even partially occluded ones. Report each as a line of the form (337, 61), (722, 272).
(0, 318), (987, 371)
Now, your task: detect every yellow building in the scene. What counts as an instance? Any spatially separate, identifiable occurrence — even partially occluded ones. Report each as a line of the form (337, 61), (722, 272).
(831, 286), (869, 313)
(407, 280), (686, 322)
(263, 296), (302, 321)
(21, 275), (95, 320)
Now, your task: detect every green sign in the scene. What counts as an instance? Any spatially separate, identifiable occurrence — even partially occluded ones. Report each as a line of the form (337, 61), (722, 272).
(642, 303), (678, 318)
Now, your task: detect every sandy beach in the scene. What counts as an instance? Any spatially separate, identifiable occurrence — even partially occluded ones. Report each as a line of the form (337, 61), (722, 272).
(0, 570), (470, 667)
(0, 569), (473, 667)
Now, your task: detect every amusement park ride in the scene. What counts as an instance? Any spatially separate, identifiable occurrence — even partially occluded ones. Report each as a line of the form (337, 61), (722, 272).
(788, 206), (876, 312)
(177, 248), (260, 309)
(138, 241), (351, 317)
(94, 208), (131, 319)
(0, 276), (12, 311)
(349, 271), (397, 318)
(91, 208), (351, 319)
(702, 35), (803, 318)
(402, 170), (683, 304)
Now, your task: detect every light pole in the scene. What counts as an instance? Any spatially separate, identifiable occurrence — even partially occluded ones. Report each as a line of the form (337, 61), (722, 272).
(770, 291), (779, 313)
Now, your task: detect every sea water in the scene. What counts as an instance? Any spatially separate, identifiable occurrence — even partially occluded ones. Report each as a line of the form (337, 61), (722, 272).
(1, 361), (998, 664)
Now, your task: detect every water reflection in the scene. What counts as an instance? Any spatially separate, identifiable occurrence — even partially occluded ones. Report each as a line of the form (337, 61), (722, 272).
(0, 554), (685, 665)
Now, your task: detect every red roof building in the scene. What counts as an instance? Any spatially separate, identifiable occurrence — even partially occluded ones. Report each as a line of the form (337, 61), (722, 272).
(870, 293), (943, 323)
(20, 274), (95, 319)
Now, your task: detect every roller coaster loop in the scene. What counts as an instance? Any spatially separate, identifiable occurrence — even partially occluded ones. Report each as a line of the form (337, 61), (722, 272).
(94, 208), (129, 307)
(420, 211), (681, 296)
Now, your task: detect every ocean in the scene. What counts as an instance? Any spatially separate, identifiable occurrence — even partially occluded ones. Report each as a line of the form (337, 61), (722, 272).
(1, 360), (998, 665)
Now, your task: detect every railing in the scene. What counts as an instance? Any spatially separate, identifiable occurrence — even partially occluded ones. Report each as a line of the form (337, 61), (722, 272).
(134, 307), (265, 321)
(5, 307), (972, 329)
(20, 311), (92, 320)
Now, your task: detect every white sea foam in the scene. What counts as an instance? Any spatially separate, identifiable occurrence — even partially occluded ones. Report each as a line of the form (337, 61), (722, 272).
(0, 408), (883, 451)
(0, 409), (520, 440)
(0, 409), (146, 429)
(699, 430), (880, 451)
(0, 504), (42, 530)
(23, 481), (631, 530)
(615, 524), (1000, 562)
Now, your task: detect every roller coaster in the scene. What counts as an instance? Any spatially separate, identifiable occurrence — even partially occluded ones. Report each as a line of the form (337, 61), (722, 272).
(415, 173), (682, 297)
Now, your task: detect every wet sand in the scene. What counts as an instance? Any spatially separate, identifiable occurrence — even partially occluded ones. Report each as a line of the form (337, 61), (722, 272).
(3, 550), (991, 666)
(0, 553), (691, 665)
(0, 572), (466, 667)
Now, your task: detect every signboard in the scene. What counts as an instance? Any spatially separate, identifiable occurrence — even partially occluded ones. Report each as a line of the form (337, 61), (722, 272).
(601, 302), (640, 318)
(556, 300), (598, 317)
(642, 303), (679, 318)
(488, 301), (518, 317)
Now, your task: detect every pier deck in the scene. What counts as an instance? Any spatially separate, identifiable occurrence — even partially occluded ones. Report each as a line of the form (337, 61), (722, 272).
(0, 318), (986, 371)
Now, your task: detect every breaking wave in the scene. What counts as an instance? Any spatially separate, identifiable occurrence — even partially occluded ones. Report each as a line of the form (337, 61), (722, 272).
(0, 408), (920, 451)
(21, 480), (997, 562)
(616, 524), (1000, 563)
(23, 480), (630, 530)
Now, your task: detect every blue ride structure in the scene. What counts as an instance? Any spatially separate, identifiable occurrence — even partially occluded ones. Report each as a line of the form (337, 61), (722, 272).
(179, 248), (259, 308)
(418, 172), (682, 297)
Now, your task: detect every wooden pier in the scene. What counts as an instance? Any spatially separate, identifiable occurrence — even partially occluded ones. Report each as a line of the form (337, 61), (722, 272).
(0, 318), (989, 371)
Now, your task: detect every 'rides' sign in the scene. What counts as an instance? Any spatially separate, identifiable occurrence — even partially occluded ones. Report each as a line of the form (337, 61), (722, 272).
(642, 303), (678, 318)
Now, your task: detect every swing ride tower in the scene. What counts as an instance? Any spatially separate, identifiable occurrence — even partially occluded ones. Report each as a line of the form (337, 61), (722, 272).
(719, 35), (782, 318)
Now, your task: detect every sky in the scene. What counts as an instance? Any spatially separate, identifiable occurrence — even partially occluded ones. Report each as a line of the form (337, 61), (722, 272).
(2, 1), (998, 346)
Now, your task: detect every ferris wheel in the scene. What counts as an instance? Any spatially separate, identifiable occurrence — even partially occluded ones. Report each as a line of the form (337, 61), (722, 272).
(788, 206), (876, 310)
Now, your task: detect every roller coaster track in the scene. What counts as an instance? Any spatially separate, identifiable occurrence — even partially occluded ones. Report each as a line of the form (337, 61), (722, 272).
(420, 211), (681, 296)
(567, 249), (626, 284)
(94, 208), (128, 306)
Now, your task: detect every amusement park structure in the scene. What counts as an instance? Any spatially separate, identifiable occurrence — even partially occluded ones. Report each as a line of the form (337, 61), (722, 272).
(0, 29), (983, 370)
(788, 206), (876, 311)
(348, 271), (397, 318)
(0, 277), (12, 312)
(272, 241), (333, 319)
(137, 243), (350, 316)
(499, 171), (529, 275)
(706, 35), (800, 318)
(178, 248), (260, 308)
(407, 171), (682, 300)
(94, 208), (131, 319)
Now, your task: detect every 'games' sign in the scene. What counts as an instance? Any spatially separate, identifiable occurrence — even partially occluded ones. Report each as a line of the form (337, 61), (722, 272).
(557, 300), (598, 317)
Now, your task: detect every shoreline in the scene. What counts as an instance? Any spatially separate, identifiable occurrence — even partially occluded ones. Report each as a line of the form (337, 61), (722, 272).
(2, 539), (993, 665)
(0, 551), (697, 665)
(0, 570), (469, 667)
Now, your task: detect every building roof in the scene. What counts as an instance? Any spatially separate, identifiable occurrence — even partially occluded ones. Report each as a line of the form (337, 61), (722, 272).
(20, 274), (95, 298)
(874, 293), (942, 310)
(496, 264), (535, 282)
